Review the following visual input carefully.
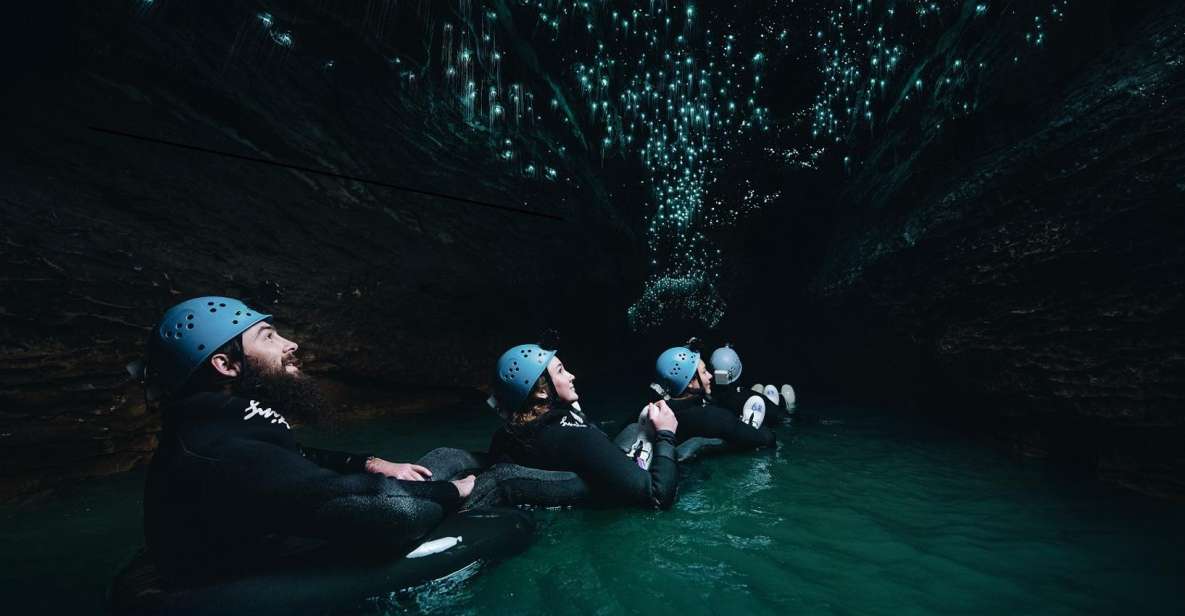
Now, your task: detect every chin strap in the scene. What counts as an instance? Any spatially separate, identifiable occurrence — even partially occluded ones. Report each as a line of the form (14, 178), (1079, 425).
(689, 371), (708, 397)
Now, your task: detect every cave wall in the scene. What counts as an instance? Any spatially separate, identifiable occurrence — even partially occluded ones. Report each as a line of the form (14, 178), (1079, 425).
(753, 1), (1184, 497)
(2, 1), (1182, 502)
(0, 1), (646, 501)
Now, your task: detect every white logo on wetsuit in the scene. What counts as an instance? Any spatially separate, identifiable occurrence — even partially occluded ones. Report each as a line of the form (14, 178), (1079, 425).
(559, 411), (586, 428)
(243, 400), (291, 429)
(626, 435), (653, 470)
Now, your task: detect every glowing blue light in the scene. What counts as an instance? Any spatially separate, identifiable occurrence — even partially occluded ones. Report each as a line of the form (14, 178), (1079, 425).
(270, 31), (294, 48)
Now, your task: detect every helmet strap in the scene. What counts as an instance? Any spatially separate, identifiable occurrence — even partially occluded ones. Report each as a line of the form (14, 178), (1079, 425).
(688, 372), (707, 398)
(542, 369), (560, 409)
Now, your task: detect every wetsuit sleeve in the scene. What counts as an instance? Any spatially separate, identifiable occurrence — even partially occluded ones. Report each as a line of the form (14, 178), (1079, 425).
(547, 425), (679, 509)
(650, 430), (680, 508)
(209, 436), (459, 553)
(299, 447), (460, 509)
(299, 446), (374, 474)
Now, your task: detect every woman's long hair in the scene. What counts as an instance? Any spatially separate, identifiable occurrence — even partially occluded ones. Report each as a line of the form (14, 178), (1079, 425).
(510, 372), (557, 426)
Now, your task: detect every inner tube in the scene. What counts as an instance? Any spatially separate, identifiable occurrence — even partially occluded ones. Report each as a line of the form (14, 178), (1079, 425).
(415, 447), (491, 480)
(763, 385), (780, 406)
(741, 394), (767, 429)
(612, 422), (727, 464)
(414, 447), (592, 509)
(109, 507), (534, 615)
(675, 436), (728, 461)
(464, 462), (592, 509)
(613, 421), (656, 469)
(780, 384), (797, 411)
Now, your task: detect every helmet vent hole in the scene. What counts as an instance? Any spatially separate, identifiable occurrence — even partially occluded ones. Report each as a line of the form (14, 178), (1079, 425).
(207, 302), (214, 306)
(236, 311), (242, 316)
(233, 320), (239, 324)
(187, 324), (194, 329)
(186, 315), (194, 320)
(210, 308), (217, 313)
(219, 303), (226, 307)
(198, 344), (206, 351)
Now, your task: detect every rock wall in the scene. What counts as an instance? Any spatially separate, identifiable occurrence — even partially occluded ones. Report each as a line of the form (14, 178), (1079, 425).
(0, 1), (646, 501)
(748, 1), (1184, 498)
(2, 0), (1182, 502)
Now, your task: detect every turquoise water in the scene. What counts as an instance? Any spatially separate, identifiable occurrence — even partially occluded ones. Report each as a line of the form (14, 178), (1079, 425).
(3, 402), (1183, 614)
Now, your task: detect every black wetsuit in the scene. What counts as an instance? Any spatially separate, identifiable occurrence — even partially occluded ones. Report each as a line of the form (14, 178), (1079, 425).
(664, 393), (777, 449)
(711, 384), (791, 425)
(143, 392), (461, 588)
(487, 405), (679, 509)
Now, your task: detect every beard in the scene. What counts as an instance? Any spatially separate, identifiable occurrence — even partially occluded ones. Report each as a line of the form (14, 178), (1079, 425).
(232, 355), (335, 429)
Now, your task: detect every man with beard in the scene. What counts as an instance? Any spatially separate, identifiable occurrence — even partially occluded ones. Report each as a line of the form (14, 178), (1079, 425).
(137, 296), (476, 588)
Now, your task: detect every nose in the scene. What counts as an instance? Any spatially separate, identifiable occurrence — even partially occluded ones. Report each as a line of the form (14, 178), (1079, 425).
(283, 336), (298, 355)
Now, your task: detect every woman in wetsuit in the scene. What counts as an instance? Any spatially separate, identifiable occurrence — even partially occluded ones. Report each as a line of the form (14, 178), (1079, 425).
(486, 344), (682, 510)
(650, 342), (776, 451)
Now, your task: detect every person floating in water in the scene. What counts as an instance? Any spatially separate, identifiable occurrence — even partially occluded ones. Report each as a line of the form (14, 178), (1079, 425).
(707, 342), (797, 425)
(486, 343), (682, 509)
(647, 339), (777, 452)
(135, 296), (475, 588)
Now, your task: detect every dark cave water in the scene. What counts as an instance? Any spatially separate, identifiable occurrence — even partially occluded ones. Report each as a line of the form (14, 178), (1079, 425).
(3, 400), (1183, 615)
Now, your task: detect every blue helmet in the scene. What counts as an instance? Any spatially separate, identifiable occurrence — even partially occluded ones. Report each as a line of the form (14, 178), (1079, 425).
(655, 346), (700, 396)
(493, 344), (556, 413)
(709, 344), (742, 385)
(146, 296), (271, 396)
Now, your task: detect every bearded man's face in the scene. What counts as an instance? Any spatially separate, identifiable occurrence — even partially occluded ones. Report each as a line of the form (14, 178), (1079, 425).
(234, 322), (330, 426)
(240, 322), (301, 378)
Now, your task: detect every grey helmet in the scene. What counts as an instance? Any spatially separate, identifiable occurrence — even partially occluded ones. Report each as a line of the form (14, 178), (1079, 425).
(709, 343), (742, 385)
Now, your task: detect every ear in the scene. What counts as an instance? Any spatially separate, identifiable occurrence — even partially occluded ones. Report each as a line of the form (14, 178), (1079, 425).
(209, 353), (241, 378)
